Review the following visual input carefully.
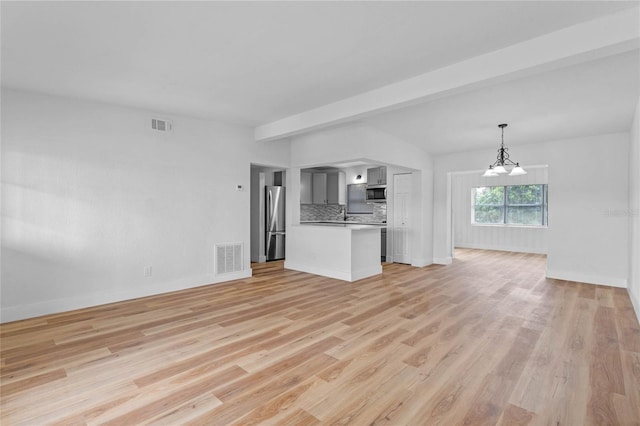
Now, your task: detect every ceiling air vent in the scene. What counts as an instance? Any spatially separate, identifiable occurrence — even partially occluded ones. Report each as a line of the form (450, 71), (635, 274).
(151, 118), (172, 132)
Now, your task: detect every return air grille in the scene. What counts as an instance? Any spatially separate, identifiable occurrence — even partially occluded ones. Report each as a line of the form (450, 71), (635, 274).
(151, 118), (172, 132)
(216, 243), (243, 274)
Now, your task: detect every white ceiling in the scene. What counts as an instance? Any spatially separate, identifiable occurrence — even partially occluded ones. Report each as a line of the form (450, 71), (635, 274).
(363, 49), (640, 154)
(2, 1), (639, 155)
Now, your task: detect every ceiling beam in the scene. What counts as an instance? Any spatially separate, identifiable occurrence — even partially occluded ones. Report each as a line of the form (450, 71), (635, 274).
(254, 8), (639, 142)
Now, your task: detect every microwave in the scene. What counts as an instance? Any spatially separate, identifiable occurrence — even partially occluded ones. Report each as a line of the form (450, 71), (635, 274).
(365, 186), (387, 203)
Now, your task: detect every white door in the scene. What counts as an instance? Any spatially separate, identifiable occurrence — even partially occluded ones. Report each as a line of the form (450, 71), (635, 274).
(393, 173), (412, 264)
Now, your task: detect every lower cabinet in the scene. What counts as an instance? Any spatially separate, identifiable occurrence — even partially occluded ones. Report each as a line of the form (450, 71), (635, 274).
(381, 228), (387, 262)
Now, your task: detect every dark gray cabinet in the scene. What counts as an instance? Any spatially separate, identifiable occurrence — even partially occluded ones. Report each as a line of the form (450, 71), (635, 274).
(367, 166), (387, 186)
(300, 171), (313, 204)
(302, 170), (346, 205)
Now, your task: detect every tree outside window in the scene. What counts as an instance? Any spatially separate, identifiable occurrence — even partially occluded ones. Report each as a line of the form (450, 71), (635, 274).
(473, 184), (547, 226)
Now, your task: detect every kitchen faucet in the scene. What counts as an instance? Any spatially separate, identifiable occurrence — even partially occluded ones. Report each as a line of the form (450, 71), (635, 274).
(338, 206), (348, 221)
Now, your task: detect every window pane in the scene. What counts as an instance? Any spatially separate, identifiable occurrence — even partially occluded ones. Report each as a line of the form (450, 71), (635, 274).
(507, 185), (542, 205)
(347, 184), (373, 214)
(507, 206), (542, 225)
(474, 186), (504, 206)
(474, 206), (504, 224)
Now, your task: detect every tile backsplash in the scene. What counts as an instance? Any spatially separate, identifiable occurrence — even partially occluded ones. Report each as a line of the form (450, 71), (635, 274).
(300, 204), (342, 221)
(301, 203), (386, 223)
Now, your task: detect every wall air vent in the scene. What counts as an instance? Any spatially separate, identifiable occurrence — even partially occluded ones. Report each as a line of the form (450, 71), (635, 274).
(151, 118), (172, 132)
(216, 243), (243, 275)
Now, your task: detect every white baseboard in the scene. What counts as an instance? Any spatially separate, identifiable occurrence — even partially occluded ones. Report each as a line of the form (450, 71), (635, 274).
(213, 270), (252, 282)
(0, 270), (252, 323)
(455, 243), (547, 255)
(433, 257), (453, 265)
(545, 268), (627, 288)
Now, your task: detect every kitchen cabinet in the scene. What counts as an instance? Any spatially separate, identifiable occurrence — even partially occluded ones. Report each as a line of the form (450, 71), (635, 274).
(367, 166), (387, 186)
(306, 171), (345, 205)
(300, 171), (313, 204)
(301, 169), (346, 205)
(326, 171), (346, 204)
(312, 173), (327, 204)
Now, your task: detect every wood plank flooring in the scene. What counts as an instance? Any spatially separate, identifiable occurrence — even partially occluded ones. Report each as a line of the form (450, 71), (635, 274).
(1, 249), (639, 425)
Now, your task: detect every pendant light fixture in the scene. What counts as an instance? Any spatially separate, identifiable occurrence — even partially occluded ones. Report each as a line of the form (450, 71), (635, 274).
(482, 123), (527, 177)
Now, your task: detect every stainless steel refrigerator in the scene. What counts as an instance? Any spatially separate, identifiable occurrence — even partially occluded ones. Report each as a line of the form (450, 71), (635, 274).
(265, 186), (285, 261)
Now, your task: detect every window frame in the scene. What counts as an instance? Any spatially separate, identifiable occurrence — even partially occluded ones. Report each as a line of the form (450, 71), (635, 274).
(472, 184), (548, 227)
(347, 183), (374, 215)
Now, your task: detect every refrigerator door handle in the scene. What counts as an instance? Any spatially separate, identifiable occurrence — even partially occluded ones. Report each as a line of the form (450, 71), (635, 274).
(266, 189), (272, 257)
(267, 190), (273, 232)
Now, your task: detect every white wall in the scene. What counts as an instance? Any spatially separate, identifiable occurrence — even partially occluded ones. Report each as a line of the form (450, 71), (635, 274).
(341, 165), (369, 186)
(250, 169), (266, 263)
(629, 97), (640, 318)
(1, 89), (290, 322)
(545, 135), (629, 287)
(434, 132), (630, 287)
(290, 123), (428, 170)
(452, 166), (548, 254)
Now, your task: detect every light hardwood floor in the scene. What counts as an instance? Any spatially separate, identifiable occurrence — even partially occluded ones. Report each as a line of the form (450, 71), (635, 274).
(1, 249), (639, 425)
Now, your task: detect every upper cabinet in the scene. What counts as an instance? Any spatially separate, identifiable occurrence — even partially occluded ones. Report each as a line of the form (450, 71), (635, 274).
(301, 169), (346, 205)
(367, 166), (387, 186)
(300, 171), (313, 204)
(326, 171), (346, 205)
(312, 173), (327, 204)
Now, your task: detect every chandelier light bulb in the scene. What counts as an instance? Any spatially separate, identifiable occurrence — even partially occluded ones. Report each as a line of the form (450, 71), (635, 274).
(509, 164), (527, 176)
(482, 166), (498, 177)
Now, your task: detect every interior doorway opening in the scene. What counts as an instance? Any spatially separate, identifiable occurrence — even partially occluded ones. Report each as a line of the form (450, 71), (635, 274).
(448, 166), (549, 263)
(250, 164), (287, 264)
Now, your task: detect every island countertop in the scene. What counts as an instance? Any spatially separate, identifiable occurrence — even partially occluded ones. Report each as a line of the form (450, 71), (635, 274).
(297, 221), (386, 230)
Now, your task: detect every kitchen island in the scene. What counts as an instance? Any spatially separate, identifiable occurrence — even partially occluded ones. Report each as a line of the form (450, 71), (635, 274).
(284, 222), (384, 282)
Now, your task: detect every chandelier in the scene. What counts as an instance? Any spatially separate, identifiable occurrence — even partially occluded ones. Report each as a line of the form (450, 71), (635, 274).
(482, 123), (527, 177)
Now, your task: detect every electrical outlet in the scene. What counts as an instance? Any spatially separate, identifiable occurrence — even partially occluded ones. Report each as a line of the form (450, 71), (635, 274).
(144, 266), (152, 277)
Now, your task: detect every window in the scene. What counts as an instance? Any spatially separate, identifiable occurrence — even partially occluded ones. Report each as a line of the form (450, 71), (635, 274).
(472, 184), (547, 226)
(347, 184), (373, 214)
(473, 186), (505, 224)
